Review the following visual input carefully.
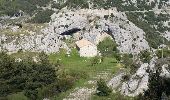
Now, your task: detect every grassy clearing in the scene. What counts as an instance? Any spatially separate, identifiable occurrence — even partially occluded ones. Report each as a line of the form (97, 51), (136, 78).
(10, 49), (123, 100)
(49, 49), (120, 80)
(48, 49), (121, 100)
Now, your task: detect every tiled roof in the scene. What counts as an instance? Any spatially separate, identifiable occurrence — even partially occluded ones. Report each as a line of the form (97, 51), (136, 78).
(75, 39), (94, 48)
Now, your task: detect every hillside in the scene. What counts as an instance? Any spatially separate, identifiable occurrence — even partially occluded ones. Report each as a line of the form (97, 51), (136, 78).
(1, 0), (170, 100)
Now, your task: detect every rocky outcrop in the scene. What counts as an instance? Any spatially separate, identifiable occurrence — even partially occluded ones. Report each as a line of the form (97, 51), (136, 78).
(0, 32), (69, 54)
(0, 8), (153, 54)
(47, 8), (150, 54)
(108, 57), (170, 97)
(120, 63), (149, 97)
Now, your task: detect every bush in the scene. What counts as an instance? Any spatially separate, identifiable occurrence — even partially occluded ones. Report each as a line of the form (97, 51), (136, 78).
(65, 0), (89, 9)
(37, 76), (75, 99)
(96, 79), (112, 96)
(139, 59), (170, 100)
(0, 52), (57, 99)
(121, 54), (133, 68)
(141, 70), (170, 100)
(139, 50), (151, 63)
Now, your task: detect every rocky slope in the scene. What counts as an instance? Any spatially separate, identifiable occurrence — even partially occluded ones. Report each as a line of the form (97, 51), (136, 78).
(0, 0), (170, 98)
(108, 57), (170, 97)
(47, 8), (150, 54)
(1, 0), (170, 54)
(0, 24), (69, 54)
(0, 8), (151, 54)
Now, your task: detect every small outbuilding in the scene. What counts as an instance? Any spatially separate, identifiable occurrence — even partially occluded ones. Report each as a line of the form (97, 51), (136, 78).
(75, 39), (97, 57)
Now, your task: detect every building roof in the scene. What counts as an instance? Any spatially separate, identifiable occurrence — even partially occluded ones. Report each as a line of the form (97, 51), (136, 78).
(75, 39), (95, 48)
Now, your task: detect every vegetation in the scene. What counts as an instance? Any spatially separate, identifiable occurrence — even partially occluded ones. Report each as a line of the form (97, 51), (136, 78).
(121, 54), (139, 74)
(98, 37), (120, 61)
(139, 50), (152, 63)
(0, 52), (77, 100)
(126, 12), (170, 49)
(0, 0), (51, 16)
(51, 0), (168, 11)
(0, 0), (169, 17)
(30, 10), (54, 23)
(96, 79), (112, 96)
(1, 0), (170, 99)
(138, 63), (170, 100)
(8, 49), (120, 100)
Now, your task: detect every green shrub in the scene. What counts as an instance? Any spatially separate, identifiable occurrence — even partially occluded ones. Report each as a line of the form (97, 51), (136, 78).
(65, 0), (89, 9)
(121, 54), (133, 68)
(104, 15), (109, 20)
(122, 75), (130, 82)
(37, 76), (75, 99)
(121, 54), (139, 73)
(96, 79), (112, 96)
(141, 69), (170, 100)
(0, 52), (57, 99)
(139, 50), (151, 63)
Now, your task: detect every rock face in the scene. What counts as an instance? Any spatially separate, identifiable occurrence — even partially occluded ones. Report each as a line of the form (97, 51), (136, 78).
(108, 57), (170, 97)
(0, 31), (69, 54)
(1, 0), (170, 54)
(47, 8), (150, 54)
(120, 63), (149, 97)
(108, 63), (151, 97)
(162, 31), (170, 41)
(0, 8), (150, 54)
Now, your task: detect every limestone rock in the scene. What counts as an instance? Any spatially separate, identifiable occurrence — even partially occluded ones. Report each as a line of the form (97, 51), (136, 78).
(47, 8), (150, 54)
(108, 57), (170, 97)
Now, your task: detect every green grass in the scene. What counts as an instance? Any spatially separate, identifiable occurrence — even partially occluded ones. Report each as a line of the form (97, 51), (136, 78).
(49, 49), (120, 79)
(48, 49), (122, 100)
(10, 49), (123, 100)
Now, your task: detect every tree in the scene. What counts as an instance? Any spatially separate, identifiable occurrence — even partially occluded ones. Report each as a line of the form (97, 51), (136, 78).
(0, 52), (57, 99)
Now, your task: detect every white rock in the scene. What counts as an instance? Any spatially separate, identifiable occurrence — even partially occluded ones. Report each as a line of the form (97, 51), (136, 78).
(160, 64), (170, 78)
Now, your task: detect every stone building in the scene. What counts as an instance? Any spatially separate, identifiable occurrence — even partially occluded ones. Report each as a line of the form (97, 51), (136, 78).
(75, 39), (97, 57)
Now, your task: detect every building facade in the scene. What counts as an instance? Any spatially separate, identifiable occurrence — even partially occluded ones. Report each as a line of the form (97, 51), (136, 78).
(76, 39), (97, 57)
